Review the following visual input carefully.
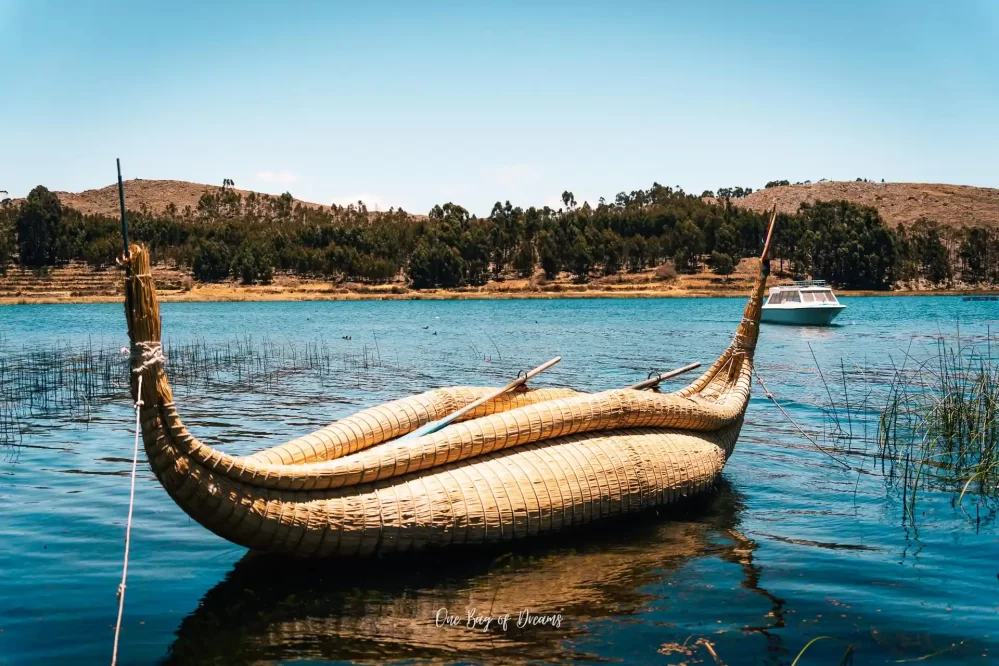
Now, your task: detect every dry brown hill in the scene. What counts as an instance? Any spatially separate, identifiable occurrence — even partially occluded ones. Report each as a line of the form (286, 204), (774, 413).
(49, 179), (328, 217)
(724, 181), (999, 229)
(26, 179), (999, 230)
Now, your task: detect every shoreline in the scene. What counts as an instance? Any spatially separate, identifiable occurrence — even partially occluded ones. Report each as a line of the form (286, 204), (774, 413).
(2, 258), (993, 306)
(1, 285), (994, 306)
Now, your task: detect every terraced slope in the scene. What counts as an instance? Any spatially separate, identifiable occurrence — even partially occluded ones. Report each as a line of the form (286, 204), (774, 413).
(0, 263), (190, 302)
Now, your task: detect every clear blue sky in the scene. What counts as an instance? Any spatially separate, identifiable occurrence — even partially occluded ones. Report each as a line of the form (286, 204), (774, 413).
(2, 0), (997, 215)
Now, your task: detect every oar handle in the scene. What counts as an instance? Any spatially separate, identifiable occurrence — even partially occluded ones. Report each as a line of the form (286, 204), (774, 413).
(519, 356), (561, 383)
(627, 362), (701, 390)
(448, 356), (561, 422)
(401, 356), (562, 440)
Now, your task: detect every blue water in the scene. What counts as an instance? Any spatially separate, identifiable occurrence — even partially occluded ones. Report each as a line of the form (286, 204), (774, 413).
(1, 296), (997, 665)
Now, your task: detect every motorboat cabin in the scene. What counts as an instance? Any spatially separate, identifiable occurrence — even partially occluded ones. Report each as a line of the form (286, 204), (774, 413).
(760, 280), (846, 326)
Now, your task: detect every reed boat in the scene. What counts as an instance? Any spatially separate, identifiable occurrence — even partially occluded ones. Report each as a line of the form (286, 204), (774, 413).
(123, 213), (775, 558)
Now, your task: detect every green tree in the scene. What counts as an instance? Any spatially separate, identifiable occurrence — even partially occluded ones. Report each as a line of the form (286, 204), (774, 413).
(713, 222), (740, 259)
(537, 231), (560, 279)
(512, 240), (535, 278)
(909, 218), (951, 284)
(0, 197), (16, 274)
(626, 235), (648, 272)
(82, 237), (120, 270)
(673, 219), (704, 273)
(710, 251), (735, 276)
(231, 241), (274, 284)
(568, 233), (593, 282)
(717, 186), (753, 199)
(192, 239), (232, 281)
(601, 230), (625, 276)
(959, 227), (991, 284)
(893, 223), (918, 282)
(272, 192), (295, 219)
(488, 201), (523, 278)
(459, 224), (491, 286)
(408, 240), (464, 289)
(16, 185), (63, 266)
(799, 201), (897, 289)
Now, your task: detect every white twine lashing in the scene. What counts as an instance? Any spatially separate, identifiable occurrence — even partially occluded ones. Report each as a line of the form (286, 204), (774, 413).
(111, 374), (143, 666)
(130, 341), (166, 375)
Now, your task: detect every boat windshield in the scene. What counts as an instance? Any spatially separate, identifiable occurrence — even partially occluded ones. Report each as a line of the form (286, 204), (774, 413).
(811, 289), (838, 303)
(796, 289), (838, 303)
(769, 288), (839, 305)
(767, 290), (801, 305)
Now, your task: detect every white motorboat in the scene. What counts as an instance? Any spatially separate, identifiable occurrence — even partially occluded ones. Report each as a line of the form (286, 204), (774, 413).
(760, 280), (846, 326)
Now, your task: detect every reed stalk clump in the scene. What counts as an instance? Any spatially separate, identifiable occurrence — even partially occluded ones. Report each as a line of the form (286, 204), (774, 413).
(877, 335), (999, 520)
(0, 335), (386, 449)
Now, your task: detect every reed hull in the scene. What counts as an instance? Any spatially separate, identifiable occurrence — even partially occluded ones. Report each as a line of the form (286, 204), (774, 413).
(152, 421), (741, 557)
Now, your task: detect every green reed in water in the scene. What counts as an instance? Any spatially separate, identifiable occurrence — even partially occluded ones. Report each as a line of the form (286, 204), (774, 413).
(0, 335), (387, 449)
(876, 332), (999, 523)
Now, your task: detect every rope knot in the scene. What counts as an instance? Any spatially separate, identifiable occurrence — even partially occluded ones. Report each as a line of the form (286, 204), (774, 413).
(130, 341), (166, 375)
(732, 333), (757, 351)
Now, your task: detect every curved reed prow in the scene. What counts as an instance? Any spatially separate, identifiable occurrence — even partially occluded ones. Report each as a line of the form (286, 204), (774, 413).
(732, 207), (777, 359)
(122, 244), (173, 410)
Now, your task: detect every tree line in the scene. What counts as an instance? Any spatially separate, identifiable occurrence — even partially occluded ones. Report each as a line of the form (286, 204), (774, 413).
(1, 183), (997, 290)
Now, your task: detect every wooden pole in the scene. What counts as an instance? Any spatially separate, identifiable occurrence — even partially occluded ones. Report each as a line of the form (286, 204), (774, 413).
(116, 159), (134, 316)
(117, 159), (130, 263)
(628, 362), (701, 391)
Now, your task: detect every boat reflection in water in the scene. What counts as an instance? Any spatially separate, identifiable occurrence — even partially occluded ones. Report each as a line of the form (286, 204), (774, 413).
(166, 482), (785, 665)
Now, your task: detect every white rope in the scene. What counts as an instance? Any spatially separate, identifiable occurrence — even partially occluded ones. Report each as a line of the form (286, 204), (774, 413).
(111, 374), (143, 666)
(130, 341), (165, 375)
(753, 368), (852, 470)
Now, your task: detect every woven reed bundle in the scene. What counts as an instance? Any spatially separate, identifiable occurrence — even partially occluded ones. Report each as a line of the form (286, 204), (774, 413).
(123, 211), (774, 556)
(158, 371), (749, 492)
(246, 385), (583, 466)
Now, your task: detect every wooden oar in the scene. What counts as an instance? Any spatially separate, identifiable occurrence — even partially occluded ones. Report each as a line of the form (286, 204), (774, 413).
(627, 362), (701, 390)
(400, 356), (562, 440)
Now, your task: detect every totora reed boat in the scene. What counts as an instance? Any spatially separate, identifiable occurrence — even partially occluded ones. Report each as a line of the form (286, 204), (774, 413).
(123, 213), (775, 558)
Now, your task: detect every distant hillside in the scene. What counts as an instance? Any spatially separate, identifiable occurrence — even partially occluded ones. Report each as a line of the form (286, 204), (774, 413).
(4, 177), (996, 298)
(49, 179), (328, 217)
(34, 179), (999, 230)
(721, 181), (999, 229)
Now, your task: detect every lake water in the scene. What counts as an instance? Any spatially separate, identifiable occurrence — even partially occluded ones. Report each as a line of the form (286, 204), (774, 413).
(1, 295), (997, 665)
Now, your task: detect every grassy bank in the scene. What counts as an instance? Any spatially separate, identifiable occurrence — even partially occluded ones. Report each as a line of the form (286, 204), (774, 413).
(2, 285), (990, 306)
